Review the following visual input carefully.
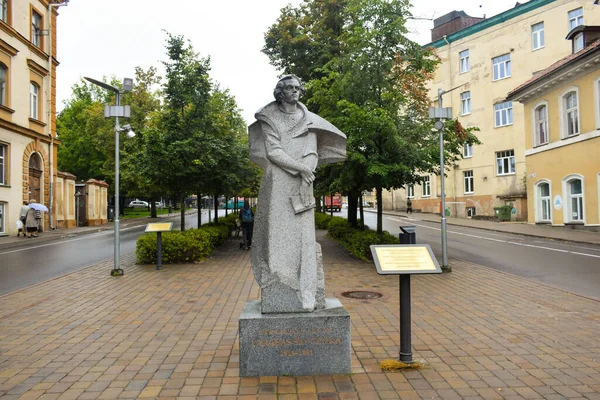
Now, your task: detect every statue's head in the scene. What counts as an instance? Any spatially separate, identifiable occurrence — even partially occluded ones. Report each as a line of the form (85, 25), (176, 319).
(273, 75), (303, 104)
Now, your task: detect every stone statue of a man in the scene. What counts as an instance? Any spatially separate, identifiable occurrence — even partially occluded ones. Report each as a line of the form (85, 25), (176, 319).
(248, 75), (347, 314)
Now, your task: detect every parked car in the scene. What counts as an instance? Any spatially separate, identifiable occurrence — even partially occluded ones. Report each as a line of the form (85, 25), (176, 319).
(128, 200), (149, 209)
(155, 202), (164, 208)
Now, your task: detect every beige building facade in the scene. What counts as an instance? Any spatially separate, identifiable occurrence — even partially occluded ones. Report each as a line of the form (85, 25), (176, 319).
(507, 31), (600, 230)
(387, 0), (600, 220)
(0, 0), (76, 236)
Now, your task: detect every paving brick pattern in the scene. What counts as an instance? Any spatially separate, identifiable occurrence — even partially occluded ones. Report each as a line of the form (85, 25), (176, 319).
(0, 231), (599, 399)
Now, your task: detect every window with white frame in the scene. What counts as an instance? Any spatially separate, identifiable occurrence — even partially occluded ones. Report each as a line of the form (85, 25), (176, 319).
(531, 22), (545, 50)
(566, 178), (584, 222)
(421, 176), (430, 197)
(496, 150), (515, 175)
(537, 182), (551, 222)
(563, 91), (579, 137)
(573, 33), (584, 52)
(0, 0), (7, 23)
(31, 10), (42, 48)
(0, 202), (4, 233)
(0, 63), (6, 106)
(406, 185), (414, 198)
(494, 101), (513, 127)
(0, 143), (5, 185)
(463, 170), (474, 194)
(568, 8), (583, 31)
(492, 54), (511, 81)
(463, 143), (473, 158)
(534, 104), (548, 146)
(459, 49), (470, 73)
(466, 207), (476, 218)
(30, 82), (39, 120)
(461, 91), (471, 115)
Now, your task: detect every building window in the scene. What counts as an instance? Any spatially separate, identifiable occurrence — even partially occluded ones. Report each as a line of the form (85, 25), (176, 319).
(573, 33), (584, 52)
(459, 49), (470, 73)
(494, 101), (513, 127)
(30, 82), (39, 120)
(536, 182), (552, 222)
(0, 63), (6, 106)
(463, 143), (473, 158)
(466, 207), (476, 218)
(563, 91), (579, 137)
(568, 8), (583, 31)
(566, 178), (584, 222)
(534, 104), (548, 146)
(0, 143), (5, 185)
(406, 185), (414, 198)
(460, 91), (471, 115)
(0, 202), (4, 233)
(0, 0), (7, 23)
(421, 176), (430, 197)
(463, 170), (474, 194)
(496, 150), (515, 176)
(532, 22), (545, 50)
(31, 10), (42, 47)
(492, 54), (511, 81)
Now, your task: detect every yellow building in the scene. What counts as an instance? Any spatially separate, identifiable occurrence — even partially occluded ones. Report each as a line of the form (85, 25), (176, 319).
(390, 0), (600, 220)
(507, 27), (600, 230)
(0, 0), (73, 236)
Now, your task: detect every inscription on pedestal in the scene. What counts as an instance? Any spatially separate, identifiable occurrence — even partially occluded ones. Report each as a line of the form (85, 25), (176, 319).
(239, 299), (351, 376)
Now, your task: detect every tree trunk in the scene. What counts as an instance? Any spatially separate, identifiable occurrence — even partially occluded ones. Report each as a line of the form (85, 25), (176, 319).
(225, 197), (229, 217)
(376, 186), (383, 234)
(150, 197), (157, 218)
(348, 192), (358, 228)
(197, 191), (202, 228)
(213, 194), (219, 223)
(358, 193), (364, 229)
(180, 193), (186, 231)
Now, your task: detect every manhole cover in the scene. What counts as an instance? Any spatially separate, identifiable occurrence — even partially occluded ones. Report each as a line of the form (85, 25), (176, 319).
(341, 291), (383, 299)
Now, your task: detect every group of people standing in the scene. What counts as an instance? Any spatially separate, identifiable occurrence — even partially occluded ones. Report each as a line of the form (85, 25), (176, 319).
(17, 200), (42, 238)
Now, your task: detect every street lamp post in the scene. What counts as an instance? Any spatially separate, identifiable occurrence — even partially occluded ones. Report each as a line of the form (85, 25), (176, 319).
(84, 77), (133, 276)
(429, 89), (453, 271)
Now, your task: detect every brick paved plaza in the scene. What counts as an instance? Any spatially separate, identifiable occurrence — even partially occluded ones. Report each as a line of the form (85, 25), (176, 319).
(0, 231), (599, 399)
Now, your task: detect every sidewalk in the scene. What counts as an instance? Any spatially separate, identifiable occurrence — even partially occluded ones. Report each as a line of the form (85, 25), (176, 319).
(366, 209), (600, 245)
(0, 231), (598, 399)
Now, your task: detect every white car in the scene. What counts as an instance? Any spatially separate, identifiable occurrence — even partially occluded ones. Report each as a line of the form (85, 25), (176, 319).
(128, 200), (149, 209)
(155, 202), (164, 208)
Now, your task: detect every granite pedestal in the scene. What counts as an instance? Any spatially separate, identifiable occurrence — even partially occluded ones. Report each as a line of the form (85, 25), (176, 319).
(239, 298), (351, 376)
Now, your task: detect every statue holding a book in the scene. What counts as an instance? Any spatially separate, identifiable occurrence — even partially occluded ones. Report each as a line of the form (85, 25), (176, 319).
(248, 75), (347, 314)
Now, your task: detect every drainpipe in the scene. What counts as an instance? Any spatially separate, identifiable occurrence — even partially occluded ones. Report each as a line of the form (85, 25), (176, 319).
(47, 1), (69, 230)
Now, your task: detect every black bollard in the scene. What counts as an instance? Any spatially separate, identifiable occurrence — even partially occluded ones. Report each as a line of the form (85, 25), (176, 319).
(399, 274), (412, 363)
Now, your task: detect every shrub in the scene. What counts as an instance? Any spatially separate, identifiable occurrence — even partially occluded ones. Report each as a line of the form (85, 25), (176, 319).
(136, 230), (213, 264)
(327, 217), (353, 241)
(314, 212), (332, 229)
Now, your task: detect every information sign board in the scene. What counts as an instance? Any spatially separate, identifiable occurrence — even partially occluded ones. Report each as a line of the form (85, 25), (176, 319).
(145, 222), (173, 233)
(370, 244), (441, 275)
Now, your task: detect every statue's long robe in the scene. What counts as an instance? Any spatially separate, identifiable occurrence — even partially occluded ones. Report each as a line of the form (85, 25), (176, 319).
(248, 101), (346, 312)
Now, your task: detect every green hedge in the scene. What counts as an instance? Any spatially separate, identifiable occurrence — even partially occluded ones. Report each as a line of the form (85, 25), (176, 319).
(314, 212), (399, 261)
(136, 216), (237, 264)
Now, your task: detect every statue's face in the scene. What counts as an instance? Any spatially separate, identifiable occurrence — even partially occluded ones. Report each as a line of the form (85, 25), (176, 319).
(281, 78), (301, 105)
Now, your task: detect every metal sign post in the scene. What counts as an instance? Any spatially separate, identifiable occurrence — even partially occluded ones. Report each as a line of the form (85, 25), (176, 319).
(370, 244), (442, 363)
(145, 222), (173, 270)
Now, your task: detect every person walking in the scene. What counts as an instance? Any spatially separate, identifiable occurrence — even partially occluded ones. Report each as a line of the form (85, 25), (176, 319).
(18, 201), (29, 237)
(406, 198), (413, 214)
(25, 201), (38, 238)
(239, 201), (254, 250)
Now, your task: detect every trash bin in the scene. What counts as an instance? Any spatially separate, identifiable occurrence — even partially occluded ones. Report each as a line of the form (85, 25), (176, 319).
(107, 206), (114, 222)
(494, 205), (512, 221)
(399, 226), (416, 244)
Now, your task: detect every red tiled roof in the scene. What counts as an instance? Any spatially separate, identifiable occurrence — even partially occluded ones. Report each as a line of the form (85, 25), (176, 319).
(507, 39), (600, 99)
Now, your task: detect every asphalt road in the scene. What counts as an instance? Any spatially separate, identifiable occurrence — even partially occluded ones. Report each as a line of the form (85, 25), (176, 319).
(0, 210), (229, 296)
(353, 210), (600, 301)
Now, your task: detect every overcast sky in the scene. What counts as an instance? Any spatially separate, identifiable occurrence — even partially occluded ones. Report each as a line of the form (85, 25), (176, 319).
(56, 0), (518, 124)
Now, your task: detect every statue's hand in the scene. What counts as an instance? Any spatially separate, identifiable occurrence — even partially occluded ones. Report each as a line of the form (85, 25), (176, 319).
(300, 180), (313, 206)
(299, 166), (315, 184)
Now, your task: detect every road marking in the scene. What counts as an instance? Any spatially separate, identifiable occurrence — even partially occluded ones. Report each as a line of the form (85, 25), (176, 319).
(0, 225), (144, 256)
(391, 219), (598, 259)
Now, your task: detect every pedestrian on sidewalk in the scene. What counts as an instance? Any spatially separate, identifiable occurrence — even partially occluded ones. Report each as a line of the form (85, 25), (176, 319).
(239, 201), (254, 250)
(24, 202), (38, 238)
(17, 201), (29, 237)
(406, 198), (413, 214)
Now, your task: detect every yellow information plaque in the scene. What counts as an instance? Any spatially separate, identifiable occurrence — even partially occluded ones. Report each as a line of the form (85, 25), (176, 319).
(370, 244), (441, 275)
(145, 222), (173, 233)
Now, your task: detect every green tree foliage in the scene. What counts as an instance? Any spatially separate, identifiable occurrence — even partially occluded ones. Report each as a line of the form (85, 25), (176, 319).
(264, 0), (480, 234)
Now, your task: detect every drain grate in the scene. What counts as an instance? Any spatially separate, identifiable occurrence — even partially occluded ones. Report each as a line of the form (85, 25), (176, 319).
(341, 290), (383, 299)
